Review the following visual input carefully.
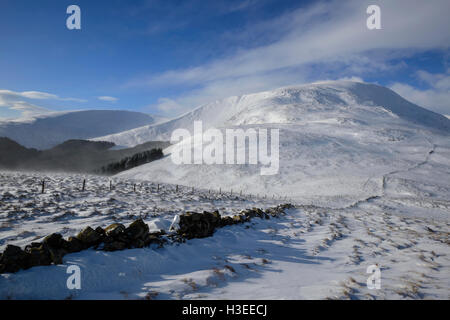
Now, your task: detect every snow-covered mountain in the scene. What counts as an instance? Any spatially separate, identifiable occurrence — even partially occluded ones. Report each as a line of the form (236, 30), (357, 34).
(94, 81), (450, 146)
(111, 81), (450, 207)
(0, 110), (157, 149)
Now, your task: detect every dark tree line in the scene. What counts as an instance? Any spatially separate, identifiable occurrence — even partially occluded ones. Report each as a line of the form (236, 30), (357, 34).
(100, 148), (164, 175)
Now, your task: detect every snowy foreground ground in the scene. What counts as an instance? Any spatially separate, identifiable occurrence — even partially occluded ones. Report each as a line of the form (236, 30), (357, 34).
(0, 170), (449, 299)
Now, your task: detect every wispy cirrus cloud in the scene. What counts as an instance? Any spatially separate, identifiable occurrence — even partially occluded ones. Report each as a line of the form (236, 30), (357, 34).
(0, 89), (86, 118)
(0, 89), (86, 103)
(126, 0), (263, 35)
(390, 69), (450, 115)
(128, 0), (450, 116)
(97, 96), (119, 102)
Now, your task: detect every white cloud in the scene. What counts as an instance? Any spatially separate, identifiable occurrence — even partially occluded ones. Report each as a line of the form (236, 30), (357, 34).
(390, 69), (450, 115)
(20, 91), (59, 100)
(128, 0), (450, 115)
(0, 89), (86, 103)
(0, 89), (86, 118)
(9, 101), (50, 117)
(416, 69), (450, 91)
(98, 96), (119, 102)
(154, 97), (187, 115)
(337, 76), (365, 83)
(225, 0), (260, 13)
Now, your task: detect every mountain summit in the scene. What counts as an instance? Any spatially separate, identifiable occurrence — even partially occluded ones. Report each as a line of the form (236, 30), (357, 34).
(94, 81), (450, 147)
(113, 81), (450, 207)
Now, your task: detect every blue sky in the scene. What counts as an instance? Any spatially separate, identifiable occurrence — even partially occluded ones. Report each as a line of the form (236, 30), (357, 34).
(0, 0), (449, 119)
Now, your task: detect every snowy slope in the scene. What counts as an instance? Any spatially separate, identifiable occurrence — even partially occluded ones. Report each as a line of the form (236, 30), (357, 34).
(0, 171), (448, 299)
(0, 110), (157, 149)
(113, 81), (450, 207)
(94, 81), (450, 146)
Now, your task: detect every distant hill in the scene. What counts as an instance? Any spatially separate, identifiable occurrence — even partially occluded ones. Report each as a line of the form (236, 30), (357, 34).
(0, 110), (158, 149)
(0, 137), (40, 169)
(0, 137), (169, 174)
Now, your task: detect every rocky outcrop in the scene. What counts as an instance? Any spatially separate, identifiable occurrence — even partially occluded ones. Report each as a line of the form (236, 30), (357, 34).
(175, 204), (294, 240)
(0, 203), (294, 274)
(102, 219), (160, 251)
(65, 237), (84, 253)
(105, 223), (125, 237)
(177, 211), (221, 239)
(0, 218), (162, 273)
(0, 245), (31, 273)
(0, 233), (70, 273)
(77, 227), (103, 247)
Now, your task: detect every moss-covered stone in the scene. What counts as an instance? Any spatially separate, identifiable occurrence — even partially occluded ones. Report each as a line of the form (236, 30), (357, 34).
(125, 219), (149, 240)
(232, 215), (246, 223)
(220, 216), (234, 226)
(48, 247), (67, 265)
(65, 237), (84, 253)
(103, 241), (127, 251)
(104, 223), (125, 237)
(95, 226), (106, 237)
(143, 233), (163, 246)
(177, 211), (222, 239)
(0, 245), (30, 273)
(25, 243), (52, 267)
(43, 233), (66, 249)
(131, 238), (145, 248)
(77, 226), (102, 246)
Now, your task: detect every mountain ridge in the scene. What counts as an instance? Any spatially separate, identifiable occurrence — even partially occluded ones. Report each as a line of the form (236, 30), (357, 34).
(93, 81), (450, 147)
(114, 81), (450, 207)
(0, 110), (158, 149)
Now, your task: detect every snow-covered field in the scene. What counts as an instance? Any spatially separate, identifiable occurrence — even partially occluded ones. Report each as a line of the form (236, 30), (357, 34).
(0, 168), (448, 299)
(0, 172), (284, 253)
